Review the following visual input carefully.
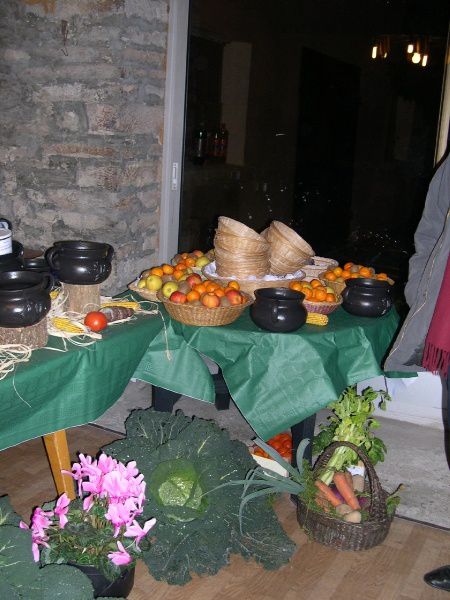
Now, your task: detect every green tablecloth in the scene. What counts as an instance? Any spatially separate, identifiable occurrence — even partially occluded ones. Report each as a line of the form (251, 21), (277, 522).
(133, 306), (400, 440)
(0, 313), (164, 451)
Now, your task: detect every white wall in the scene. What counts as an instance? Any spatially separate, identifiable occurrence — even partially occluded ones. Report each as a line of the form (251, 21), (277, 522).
(357, 373), (447, 430)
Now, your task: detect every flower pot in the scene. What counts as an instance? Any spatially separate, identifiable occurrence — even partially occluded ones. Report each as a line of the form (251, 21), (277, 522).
(70, 564), (135, 598)
(45, 240), (114, 285)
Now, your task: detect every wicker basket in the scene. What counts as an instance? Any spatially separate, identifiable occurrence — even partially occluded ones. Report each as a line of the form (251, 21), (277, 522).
(128, 280), (161, 302)
(297, 441), (394, 551)
(203, 270), (303, 298)
(269, 221), (315, 257)
(313, 256), (339, 268)
(318, 272), (347, 296)
(303, 295), (342, 315)
(218, 216), (263, 240)
(158, 291), (253, 326)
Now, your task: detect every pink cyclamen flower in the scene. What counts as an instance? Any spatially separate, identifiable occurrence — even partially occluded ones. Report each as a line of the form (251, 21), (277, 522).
(108, 541), (132, 566)
(31, 507), (53, 536)
(54, 493), (71, 528)
(124, 518), (156, 546)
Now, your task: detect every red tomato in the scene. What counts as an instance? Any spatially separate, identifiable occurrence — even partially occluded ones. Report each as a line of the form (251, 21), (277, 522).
(84, 311), (108, 332)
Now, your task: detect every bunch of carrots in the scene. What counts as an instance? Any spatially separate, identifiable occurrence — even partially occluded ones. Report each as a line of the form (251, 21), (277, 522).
(314, 464), (366, 523)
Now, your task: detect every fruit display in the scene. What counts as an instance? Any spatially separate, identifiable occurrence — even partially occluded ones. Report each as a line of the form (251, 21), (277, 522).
(163, 278), (248, 308)
(321, 262), (393, 285)
(289, 279), (338, 303)
(252, 432), (293, 462)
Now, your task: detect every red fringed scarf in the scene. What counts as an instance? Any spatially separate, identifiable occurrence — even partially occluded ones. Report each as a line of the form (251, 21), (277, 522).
(422, 254), (450, 375)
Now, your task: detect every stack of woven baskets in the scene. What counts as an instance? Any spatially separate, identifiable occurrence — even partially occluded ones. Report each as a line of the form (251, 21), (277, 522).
(214, 217), (270, 278)
(265, 221), (314, 276)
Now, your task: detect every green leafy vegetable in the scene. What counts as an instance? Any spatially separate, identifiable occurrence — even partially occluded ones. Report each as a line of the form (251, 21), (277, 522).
(102, 409), (296, 585)
(313, 386), (391, 484)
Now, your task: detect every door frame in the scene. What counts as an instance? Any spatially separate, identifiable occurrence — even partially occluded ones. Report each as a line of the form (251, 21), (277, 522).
(158, 0), (189, 263)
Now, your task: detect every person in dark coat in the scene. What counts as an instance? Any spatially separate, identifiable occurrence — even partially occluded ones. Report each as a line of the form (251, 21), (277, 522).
(384, 152), (450, 592)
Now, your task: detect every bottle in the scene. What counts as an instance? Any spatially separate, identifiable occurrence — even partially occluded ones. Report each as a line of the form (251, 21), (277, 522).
(193, 123), (207, 165)
(211, 129), (221, 159)
(219, 123), (228, 161)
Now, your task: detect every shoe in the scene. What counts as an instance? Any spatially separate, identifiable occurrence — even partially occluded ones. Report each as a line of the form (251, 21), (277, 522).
(424, 565), (450, 591)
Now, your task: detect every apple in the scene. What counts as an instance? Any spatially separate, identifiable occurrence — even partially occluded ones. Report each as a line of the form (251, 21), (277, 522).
(141, 269), (152, 278)
(177, 281), (191, 295)
(225, 289), (242, 305)
(170, 291), (187, 304)
(195, 256), (210, 268)
(186, 273), (202, 288)
(137, 278), (146, 289)
(325, 286), (335, 294)
(145, 274), (163, 291)
(162, 281), (179, 298)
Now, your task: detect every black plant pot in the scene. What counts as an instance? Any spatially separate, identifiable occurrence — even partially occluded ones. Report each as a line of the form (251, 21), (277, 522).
(0, 270), (54, 328)
(70, 564), (135, 598)
(45, 240), (114, 285)
(341, 277), (393, 318)
(250, 287), (307, 333)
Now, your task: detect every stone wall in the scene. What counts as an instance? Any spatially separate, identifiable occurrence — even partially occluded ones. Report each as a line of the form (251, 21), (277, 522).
(0, 0), (169, 293)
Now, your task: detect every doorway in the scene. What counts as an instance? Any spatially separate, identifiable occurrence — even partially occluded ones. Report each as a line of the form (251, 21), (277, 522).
(166, 0), (449, 280)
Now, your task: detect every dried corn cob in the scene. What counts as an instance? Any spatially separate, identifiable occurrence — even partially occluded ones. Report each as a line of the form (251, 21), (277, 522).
(51, 317), (85, 334)
(101, 301), (140, 311)
(306, 312), (329, 326)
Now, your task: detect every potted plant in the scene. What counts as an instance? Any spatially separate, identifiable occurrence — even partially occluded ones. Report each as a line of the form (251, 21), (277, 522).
(19, 453), (156, 598)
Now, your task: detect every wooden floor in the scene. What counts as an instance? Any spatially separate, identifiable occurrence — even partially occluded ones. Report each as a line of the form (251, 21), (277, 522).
(1, 425), (449, 600)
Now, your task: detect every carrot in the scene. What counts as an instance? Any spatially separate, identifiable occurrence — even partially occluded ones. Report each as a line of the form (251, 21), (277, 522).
(315, 491), (331, 513)
(314, 480), (342, 508)
(333, 472), (361, 510)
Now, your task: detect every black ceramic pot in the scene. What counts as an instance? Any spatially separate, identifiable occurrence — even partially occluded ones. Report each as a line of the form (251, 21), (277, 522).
(70, 564), (135, 598)
(250, 287), (307, 333)
(45, 240), (114, 285)
(0, 270), (54, 328)
(341, 277), (393, 318)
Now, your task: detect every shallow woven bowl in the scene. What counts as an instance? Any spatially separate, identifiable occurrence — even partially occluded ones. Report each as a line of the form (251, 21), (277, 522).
(218, 216), (263, 240)
(313, 256), (339, 268)
(270, 221), (315, 257)
(269, 254), (309, 277)
(128, 280), (161, 302)
(303, 295), (343, 315)
(158, 291), (253, 326)
(318, 273), (395, 296)
(214, 231), (269, 256)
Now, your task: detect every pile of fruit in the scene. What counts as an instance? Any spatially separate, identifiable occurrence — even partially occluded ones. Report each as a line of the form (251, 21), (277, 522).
(136, 250), (211, 294)
(252, 432), (293, 462)
(289, 279), (338, 303)
(322, 262), (392, 284)
(162, 274), (248, 307)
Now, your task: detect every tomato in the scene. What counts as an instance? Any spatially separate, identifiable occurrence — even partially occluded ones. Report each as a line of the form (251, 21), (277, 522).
(84, 311), (108, 332)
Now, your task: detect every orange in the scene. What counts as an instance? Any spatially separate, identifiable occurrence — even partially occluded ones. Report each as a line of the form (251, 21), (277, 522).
(377, 272), (388, 280)
(343, 262), (353, 271)
(359, 266), (372, 278)
(161, 264), (174, 275)
(324, 272), (337, 281)
(302, 287), (313, 300)
(150, 266), (164, 277)
(181, 252), (189, 259)
(310, 279), (322, 288)
(350, 272), (359, 278)
(214, 288), (225, 297)
(186, 290), (200, 302)
(289, 281), (303, 292)
(313, 289), (327, 302)
(325, 292), (336, 302)
(342, 270), (352, 280)
(192, 250), (204, 257)
(185, 257), (196, 267)
(194, 283), (207, 294)
(333, 267), (343, 277)
(173, 270), (185, 281)
(227, 280), (240, 290)
(205, 281), (220, 292)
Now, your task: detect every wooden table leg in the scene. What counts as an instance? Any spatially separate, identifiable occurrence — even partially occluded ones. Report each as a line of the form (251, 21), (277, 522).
(42, 430), (75, 499)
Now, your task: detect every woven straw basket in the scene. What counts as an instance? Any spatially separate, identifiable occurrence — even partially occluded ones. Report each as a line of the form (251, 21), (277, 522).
(269, 221), (315, 257)
(313, 256), (339, 268)
(297, 441), (394, 551)
(303, 295), (342, 315)
(318, 272), (347, 296)
(128, 281), (161, 302)
(218, 216), (264, 240)
(203, 268), (302, 299)
(158, 292), (253, 326)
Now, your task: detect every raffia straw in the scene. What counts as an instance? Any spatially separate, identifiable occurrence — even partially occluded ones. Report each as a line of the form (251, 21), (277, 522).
(0, 345), (33, 382)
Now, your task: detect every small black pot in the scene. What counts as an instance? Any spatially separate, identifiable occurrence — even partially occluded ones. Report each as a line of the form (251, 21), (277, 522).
(45, 240), (114, 285)
(70, 564), (135, 598)
(22, 256), (51, 274)
(341, 277), (393, 317)
(0, 270), (54, 328)
(250, 287), (307, 333)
